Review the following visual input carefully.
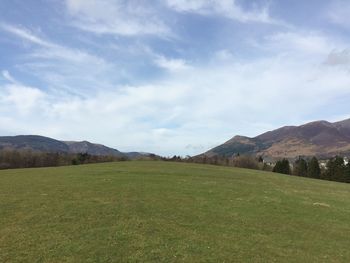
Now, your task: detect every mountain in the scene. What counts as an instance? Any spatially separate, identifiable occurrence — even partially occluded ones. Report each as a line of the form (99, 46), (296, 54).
(0, 135), (69, 153)
(64, 141), (123, 156)
(0, 135), (149, 158)
(204, 118), (350, 159)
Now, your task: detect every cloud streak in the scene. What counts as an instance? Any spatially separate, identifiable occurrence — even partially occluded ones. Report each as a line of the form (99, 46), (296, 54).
(0, 23), (53, 47)
(1, 23), (114, 96)
(65, 0), (170, 37)
(165, 0), (277, 24)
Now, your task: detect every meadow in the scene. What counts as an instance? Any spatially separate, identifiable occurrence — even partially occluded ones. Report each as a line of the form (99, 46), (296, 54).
(0, 161), (350, 262)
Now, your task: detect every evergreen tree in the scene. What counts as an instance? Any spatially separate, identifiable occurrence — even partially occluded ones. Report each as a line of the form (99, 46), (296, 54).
(273, 159), (290, 175)
(345, 162), (350, 183)
(326, 156), (346, 182)
(293, 157), (308, 177)
(308, 157), (321, 179)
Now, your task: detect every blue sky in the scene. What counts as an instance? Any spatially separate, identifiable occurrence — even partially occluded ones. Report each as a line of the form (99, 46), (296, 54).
(1, 0), (350, 156)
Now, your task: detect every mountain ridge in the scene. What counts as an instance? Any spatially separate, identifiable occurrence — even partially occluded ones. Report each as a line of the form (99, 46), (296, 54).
(0, 135), (150, 159)
(204, 118), (350, 159)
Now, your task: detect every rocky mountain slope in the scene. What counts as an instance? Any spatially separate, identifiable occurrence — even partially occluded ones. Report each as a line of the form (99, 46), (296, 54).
(204, 118), (350, 159)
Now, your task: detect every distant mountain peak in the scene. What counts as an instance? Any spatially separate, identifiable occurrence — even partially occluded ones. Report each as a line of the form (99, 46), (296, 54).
(0, 135), (151, 159)
(204, 118), (350, 159)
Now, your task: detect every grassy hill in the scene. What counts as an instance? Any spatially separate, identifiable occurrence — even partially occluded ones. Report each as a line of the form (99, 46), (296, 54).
(1, 161), (350, 262)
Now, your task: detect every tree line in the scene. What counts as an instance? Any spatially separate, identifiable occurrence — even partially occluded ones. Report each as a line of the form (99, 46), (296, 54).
(0, 149), (128, 170)
(2, 148), (350, 184)
(269, 156), (350, 183)
(165, 154), (350, 184)
(164, 154), (271, 171)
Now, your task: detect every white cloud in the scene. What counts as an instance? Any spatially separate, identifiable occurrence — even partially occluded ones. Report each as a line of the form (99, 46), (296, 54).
(166, 0), (277, 24)
(1, 24), (113, 96)
(64, 0), (282, 38)
(65, 0), (169, 36)
(1, 23), (106, 64)
(263, 31), (337, 55)
(29, 46), (107, 65)
(154, 56), (191, 72)
(0, 23), (53, 47)
(214, 49), (234, 61)
(2, 70), (17, 83)
(0, 84), (46, 115)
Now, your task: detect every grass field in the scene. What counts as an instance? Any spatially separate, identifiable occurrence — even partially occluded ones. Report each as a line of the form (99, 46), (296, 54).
(0, 161), (350, 262)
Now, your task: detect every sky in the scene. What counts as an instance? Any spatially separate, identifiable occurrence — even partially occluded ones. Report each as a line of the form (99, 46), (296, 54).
(1, 0), (350, 156)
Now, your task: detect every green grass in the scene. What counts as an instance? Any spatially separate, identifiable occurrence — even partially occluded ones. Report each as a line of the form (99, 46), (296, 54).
(1, 161), (350, 262)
